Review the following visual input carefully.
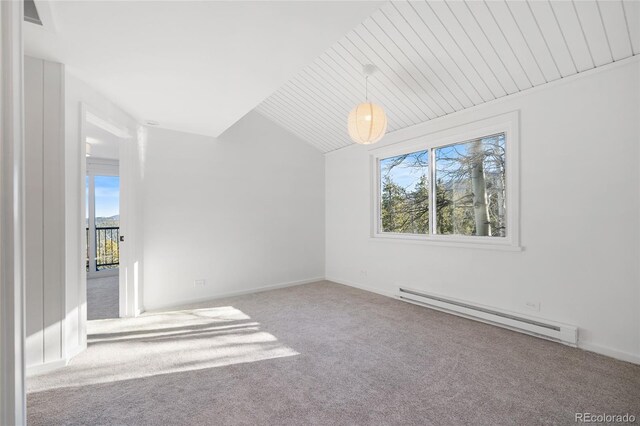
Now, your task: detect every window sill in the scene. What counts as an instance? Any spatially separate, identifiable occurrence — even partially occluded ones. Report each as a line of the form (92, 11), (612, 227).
(370, 234), (523, 252)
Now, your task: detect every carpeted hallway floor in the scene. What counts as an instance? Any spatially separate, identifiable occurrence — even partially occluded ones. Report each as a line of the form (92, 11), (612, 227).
(27, 281), (640, 425)
(87, 275), (119, 320)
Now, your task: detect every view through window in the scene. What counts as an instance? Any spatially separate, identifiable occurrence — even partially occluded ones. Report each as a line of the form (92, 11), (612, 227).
(86, 175), (120, 271)
(379, 133), (506, 238)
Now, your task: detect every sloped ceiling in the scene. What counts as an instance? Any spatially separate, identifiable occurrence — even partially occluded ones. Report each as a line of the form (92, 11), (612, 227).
(255, 0), (640, 153)
(24, 1), (383, 138)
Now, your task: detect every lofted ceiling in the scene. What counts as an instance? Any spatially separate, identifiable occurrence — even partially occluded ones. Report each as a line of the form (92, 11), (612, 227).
(24, 1), (383, 137)
(255, 0), (640, 153)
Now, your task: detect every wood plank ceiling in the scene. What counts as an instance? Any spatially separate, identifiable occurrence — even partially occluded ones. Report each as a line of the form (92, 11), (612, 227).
(255, 0), (639, 153)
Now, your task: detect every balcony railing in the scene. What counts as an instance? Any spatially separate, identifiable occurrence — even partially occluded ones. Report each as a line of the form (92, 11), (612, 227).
(86, 226), (120, 271)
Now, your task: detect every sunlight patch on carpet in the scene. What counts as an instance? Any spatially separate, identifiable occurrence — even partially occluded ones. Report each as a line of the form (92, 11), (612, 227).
(27, 306), (299, 393)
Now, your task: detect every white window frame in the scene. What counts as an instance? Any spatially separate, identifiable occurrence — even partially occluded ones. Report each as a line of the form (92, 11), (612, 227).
(370, 112), (520, 251)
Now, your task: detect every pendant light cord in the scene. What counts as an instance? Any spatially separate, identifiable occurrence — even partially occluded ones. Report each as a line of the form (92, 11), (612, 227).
(365, 75), (369, 102)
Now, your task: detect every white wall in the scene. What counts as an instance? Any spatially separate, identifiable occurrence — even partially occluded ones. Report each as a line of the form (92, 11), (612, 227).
(24, 57), (65, 372)
(325, 59), (640, 363)
(141, 111), (325, 310)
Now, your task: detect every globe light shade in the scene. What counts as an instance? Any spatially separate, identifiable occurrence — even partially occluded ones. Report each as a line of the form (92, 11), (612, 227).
(347, 102), (387, 145)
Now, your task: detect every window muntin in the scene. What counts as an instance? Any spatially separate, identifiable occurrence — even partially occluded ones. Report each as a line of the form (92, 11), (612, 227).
(377, 132), (507, 240)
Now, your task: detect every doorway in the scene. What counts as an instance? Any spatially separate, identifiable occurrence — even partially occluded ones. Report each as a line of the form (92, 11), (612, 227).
(84, 110), (125, 321)
(86, 160), (120, 320)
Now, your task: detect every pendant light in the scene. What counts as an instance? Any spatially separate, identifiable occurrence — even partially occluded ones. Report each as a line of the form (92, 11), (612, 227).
(347, 64), (387, 145)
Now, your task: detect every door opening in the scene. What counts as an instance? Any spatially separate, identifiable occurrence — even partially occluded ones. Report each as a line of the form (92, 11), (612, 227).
(85, 159), (120, 320)
(80, 104), (136, 338)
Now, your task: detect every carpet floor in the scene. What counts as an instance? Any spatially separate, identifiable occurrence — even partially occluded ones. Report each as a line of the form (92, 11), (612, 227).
(27, 281), (640, 425)
(87, 275), (119, 320)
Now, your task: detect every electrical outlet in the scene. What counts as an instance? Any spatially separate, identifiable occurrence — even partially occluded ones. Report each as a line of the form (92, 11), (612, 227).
(194, 279), (206, 287)
(525, 301), (540, 312)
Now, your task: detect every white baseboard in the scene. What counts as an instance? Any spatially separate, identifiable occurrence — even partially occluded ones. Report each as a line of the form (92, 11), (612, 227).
(27, 341), (90, 377)
(326, 276), (640, 366)
(26, 358), (68, 378)
(326, 276), (396, 299)
(578, 341), (640, 365)
(144, 277), (326, 312)
(66, 342), (87, 361)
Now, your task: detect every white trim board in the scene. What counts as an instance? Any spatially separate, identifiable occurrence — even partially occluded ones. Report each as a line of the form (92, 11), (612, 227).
(0, 1), (26, 423)
(143, 277), (326, 313)
(325, 276), (395, 299)
(578, 342), (640, 366)
(26, 359), (68, 378)
(325, 277), (640, 366)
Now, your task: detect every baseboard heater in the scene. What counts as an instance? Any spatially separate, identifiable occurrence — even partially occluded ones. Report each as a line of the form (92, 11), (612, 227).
(398, 287), (578, 346)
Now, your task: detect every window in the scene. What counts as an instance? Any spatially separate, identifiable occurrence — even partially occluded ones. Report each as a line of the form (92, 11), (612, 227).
(372, 113), (518, 249)
(435, 134), (505, 237)
(380, 150), (429, 234)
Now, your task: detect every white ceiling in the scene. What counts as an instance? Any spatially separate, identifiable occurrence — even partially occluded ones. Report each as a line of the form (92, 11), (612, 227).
(256, 0), (640, 153)
(86, 121), (120, 160)
(24, 1), (383, 137)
